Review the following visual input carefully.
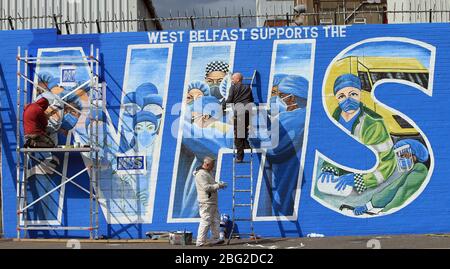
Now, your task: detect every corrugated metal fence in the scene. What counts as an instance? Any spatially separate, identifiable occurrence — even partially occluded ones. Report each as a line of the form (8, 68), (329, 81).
(388, 0), (450, 23)
(0, 0), (158, 34)
(0, 1), (450, 33)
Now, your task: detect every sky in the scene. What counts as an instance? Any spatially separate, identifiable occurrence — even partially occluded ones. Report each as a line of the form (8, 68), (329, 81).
(152, 0), (257, 29)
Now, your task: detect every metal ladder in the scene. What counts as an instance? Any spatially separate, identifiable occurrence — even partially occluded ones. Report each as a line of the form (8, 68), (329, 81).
(227, 149), (256, 245)
(243, 70), (257, 88)
(227, 70), (258, 245)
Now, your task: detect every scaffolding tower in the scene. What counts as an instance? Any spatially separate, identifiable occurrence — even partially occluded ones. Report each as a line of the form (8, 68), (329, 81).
(15, 45), (102, 239)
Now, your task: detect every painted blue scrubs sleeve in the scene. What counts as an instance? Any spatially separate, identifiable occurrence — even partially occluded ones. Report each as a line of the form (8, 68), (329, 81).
(257, 108), (306, 216)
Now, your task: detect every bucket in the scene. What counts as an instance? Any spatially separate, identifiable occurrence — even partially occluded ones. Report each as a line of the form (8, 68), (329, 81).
(169, 231), (193, 245)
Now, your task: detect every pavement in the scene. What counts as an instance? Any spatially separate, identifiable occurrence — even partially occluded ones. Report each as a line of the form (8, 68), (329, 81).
(1, 234), (450, 249)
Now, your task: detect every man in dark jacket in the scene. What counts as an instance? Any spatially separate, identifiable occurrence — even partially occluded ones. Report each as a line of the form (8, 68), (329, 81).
(223, 73), (254, 162)
(23, 96), (58, 148)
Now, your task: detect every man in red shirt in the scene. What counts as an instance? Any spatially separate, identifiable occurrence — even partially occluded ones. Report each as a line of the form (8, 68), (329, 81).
(23, 96), (61, 148)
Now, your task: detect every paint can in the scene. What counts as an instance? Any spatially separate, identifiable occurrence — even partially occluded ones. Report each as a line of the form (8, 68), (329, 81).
(169, 231), (192, 245)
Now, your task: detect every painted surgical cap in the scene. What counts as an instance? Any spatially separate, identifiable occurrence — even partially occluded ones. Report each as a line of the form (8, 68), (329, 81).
(38, 72), (53, 84)
(205, 60), (229, 78)
(123, 83), (160, 108)
(273, 73), (289, 87)
(143, 94), (163, 108)
(123, 92), (144, 108)
(394, 139), (429, 163)
(334, 74), (362, 94)
(191, 96), (222, 118)
(187, 80), (210, 96)
(47, 77), (61, 90)
(136, 82), (159, 96)
(135, 111), (159, 126)
(277, 75), (309, 99)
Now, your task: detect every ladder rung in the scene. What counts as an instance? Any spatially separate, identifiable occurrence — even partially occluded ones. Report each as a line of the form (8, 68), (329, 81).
(234, 218), (253, 221)
(235, 189), (251, 192)
(235, 175), (251, 178)
(235, 204), (252, 207)
(235, 161), (251, 164)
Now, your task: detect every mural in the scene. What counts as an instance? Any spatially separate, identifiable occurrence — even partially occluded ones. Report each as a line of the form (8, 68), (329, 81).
(168, 40), (314, 221)
(24, 47), (91, 225)
(312, 38), (435, 217)
(169, 42), (235, 221)
(2, 24), (449, 238)
(104, 44), (172, 223)
(29, 45), (172, 224)
(254, 40), (314, 220)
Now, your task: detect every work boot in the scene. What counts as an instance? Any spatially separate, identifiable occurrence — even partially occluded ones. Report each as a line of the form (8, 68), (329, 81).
(196, 241), (207, 247)
(212, 239), (225, 245)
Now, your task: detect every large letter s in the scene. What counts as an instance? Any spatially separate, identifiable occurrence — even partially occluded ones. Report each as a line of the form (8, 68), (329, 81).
(312, 37), (435, 218)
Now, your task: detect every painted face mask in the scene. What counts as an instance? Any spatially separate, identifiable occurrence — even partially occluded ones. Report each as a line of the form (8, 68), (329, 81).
(270, 96), (285, 115)
(208, 83), (223, 100)
(339, 97), (360, 113)
(135, 121), (158, 148)
(60, 113), (79, 131)
(270, 94), (297, 114)
(394, 145), (414, 172)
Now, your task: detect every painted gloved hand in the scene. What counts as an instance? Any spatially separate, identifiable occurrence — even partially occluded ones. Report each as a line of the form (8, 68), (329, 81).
(334, 173), (355, 191)
(218, 182), (228, 189)
(353, 205), (368, 216)
(319, 172), (335, 183)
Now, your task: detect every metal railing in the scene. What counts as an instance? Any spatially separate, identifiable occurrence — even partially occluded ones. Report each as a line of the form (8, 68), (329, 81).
(0, 9), (449, 33)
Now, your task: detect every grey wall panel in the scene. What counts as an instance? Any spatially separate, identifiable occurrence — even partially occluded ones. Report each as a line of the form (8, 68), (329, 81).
(0, 0), (158, 33)
(388, 0), (450, 23)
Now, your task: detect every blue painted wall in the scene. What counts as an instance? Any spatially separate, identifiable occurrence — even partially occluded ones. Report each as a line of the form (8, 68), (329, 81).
(1, 23), (450, 239)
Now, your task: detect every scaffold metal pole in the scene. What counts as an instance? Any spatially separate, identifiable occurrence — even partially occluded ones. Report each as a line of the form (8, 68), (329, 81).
(95, 47), (101, 239)
(15, 45), (101, 239)
(88, 44), (94, 240)
(15, 46), (21, 239)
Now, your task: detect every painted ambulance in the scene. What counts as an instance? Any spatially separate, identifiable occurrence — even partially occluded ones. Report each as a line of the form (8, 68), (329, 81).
(324, 56), (429, 142)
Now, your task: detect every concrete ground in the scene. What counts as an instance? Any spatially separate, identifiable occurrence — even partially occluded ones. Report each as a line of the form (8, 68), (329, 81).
(1, 234), (450, 249)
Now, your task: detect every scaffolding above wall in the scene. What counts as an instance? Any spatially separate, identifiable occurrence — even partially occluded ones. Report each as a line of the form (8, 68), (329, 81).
(15, 45), (103, 240)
